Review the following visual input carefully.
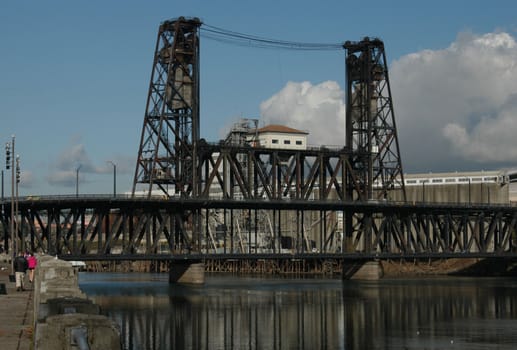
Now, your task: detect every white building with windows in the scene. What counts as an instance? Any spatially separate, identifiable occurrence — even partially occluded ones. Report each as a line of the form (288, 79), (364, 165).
(247, 124), (308, 150)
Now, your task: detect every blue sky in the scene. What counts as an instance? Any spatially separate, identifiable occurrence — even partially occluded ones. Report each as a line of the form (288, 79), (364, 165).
(2, 0), (517, 196)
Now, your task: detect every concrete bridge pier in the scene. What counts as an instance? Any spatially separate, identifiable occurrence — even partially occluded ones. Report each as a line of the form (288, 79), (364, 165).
(342, 260), (384, 280)
(169, 261), (205, 284)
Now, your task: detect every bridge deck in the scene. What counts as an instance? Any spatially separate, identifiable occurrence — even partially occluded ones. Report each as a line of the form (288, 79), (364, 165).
(1, 196), (516, 260)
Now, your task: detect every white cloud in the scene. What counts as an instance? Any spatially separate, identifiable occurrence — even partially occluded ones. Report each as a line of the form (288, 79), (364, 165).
(19, 170), (34, 189)
(47, 169), (77, 187)
(443, 93), (517, 162)
(260, 80), (345, 147)
(390, 31), (517, 171)
(247, 31), (517, 173)
(47, 141), (104, 187)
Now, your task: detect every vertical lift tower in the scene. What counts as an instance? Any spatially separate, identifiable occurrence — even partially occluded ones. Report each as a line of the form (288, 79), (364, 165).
(344, 37), (405, 202)
(344, 38), (406, 251)
(133, 17), (201, 198)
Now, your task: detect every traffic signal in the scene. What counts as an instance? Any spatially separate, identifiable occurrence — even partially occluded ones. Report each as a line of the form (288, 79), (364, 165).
(5, 142), (10, 170)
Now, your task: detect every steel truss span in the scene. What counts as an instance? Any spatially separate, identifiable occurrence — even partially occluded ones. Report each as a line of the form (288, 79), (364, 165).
(1, 197), (516, 259)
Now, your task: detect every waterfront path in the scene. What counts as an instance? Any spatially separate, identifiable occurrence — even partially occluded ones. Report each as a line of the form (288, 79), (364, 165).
(0, 260), (33, 350)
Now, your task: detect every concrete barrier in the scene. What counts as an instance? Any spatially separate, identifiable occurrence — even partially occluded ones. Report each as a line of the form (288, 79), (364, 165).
(35, 314), (121, 350)
(34, 256), (87, 322)
(33, 255), (121, 350)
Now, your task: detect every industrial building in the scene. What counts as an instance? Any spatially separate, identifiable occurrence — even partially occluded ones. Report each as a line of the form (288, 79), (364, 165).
(246, 124), (308, 150)
(396, 170), (510, 204)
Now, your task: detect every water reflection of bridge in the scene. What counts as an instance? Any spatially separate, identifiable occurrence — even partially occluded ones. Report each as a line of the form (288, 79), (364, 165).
(82, 275), (517, 350)
(2, 196), (516, 267)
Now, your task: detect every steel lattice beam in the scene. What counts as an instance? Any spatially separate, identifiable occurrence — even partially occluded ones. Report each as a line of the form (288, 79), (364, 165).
(1, 198), (516, 259)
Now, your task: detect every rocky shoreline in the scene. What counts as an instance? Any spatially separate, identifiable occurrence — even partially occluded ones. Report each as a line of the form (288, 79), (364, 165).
(381, 257), (517, 277)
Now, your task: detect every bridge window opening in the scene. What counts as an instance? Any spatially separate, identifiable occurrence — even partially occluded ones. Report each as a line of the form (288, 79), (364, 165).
(284, 140), (291, 145)
(272, 139), (279, 144)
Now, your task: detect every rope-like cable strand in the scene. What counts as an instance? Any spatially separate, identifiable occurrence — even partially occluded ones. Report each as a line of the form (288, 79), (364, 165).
(201, 24), (344, 51)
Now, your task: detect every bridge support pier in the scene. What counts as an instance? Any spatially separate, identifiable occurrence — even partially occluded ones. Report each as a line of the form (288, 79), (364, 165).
(169, 262), (205, 284)
(342, 260), (384, 280)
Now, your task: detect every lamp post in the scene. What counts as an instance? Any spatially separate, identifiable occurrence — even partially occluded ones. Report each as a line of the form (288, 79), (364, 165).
(107, 161), (116, 197)
(76, 164), (81, 198)
(1, 168), (4, 253)
(16, 155), (21, 253)
(6, 136), (15, 275)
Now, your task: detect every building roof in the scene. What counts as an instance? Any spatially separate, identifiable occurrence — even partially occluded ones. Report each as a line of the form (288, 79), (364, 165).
(253, 124), (309, 135)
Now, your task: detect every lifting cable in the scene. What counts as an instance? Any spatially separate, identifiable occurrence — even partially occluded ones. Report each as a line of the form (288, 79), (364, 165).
(201, 24), (344, 51)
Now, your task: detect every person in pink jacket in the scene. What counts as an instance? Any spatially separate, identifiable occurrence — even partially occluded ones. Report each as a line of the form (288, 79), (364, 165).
(27, 252), (37, 283)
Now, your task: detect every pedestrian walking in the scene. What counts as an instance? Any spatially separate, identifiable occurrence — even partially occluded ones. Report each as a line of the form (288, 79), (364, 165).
(27, 252), (37, 283)
(14, 251), (28, 291)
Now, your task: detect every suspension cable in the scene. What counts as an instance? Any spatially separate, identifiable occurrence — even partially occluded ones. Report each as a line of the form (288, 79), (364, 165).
(201, 24), (344, 51)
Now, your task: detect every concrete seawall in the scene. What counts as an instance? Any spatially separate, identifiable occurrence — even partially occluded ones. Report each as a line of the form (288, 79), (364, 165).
(33, 255), (121, 350)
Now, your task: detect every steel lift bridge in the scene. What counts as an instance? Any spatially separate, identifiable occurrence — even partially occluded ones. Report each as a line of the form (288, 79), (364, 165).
(2, 17), (517, 273)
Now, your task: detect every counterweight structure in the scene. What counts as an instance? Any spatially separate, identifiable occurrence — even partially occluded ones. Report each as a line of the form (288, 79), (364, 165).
(133, 17), (201, 198)
(344, 38), (406, 201)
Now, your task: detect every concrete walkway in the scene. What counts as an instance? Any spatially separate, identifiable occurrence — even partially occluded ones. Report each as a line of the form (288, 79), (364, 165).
(0, 258), (34, 350)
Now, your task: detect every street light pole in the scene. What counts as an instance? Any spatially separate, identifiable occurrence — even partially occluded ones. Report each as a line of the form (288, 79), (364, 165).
(107, 161), (116, 197)
(9, 136), (15, 275)
(16, 155), (21, 253)
(76, 164), (81, 198)
(1, 169), (4, 253)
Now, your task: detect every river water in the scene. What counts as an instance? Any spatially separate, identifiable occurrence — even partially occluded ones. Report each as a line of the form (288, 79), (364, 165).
(78, 273), (517, 350)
